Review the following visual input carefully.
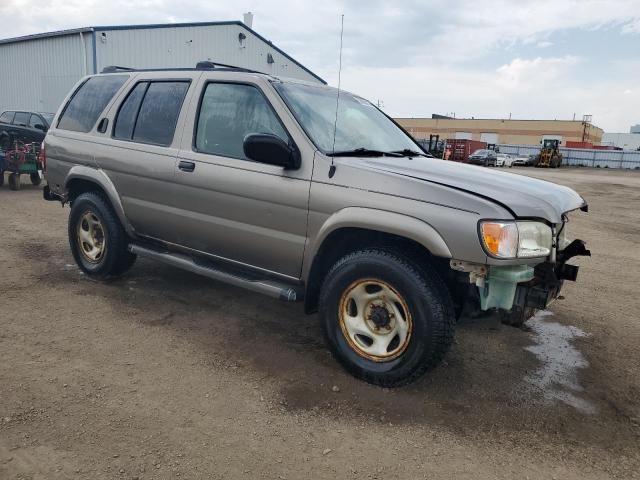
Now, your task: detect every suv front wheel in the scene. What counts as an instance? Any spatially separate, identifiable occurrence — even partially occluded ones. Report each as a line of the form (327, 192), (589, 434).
(319, 249), (455, 387)
(68, 192), (136, 280)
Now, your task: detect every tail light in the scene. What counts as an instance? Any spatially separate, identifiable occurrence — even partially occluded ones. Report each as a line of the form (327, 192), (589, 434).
(39, 141), (46, 171)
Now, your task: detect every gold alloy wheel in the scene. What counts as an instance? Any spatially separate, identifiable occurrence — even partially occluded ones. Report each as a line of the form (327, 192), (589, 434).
(338, 279), (413, 362)
(76, 211), (107, 263)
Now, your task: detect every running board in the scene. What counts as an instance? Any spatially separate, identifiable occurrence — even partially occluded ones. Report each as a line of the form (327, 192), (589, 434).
(128, 244), (303, 302)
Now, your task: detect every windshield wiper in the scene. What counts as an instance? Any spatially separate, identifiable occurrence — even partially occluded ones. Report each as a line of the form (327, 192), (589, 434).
(326, 148), (403, 158)
(390, 149), (429, 157)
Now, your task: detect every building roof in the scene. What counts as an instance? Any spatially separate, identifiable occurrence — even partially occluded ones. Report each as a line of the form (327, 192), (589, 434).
(0, 21), (326, 84)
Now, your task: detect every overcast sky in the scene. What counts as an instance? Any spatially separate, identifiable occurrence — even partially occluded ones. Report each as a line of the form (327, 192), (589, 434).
(1, 0), (639, 131)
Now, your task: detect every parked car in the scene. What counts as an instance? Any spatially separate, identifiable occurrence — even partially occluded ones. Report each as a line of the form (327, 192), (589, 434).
(496, 153), (512, 167)
(510, 154), (534, 167)
(42, 63), (591, 387)
(0, 110), (54, 151)
(468, 149), (497, 166)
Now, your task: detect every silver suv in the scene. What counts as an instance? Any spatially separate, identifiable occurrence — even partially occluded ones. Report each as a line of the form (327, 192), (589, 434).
(43, 63), (590, 386)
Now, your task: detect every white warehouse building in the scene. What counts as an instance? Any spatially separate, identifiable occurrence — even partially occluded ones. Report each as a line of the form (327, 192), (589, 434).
(0, 19), (325, 115)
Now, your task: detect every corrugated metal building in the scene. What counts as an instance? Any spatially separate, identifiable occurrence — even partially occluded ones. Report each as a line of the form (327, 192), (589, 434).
(395, 117), (604, 146)
(0, 20), (325, 115)
(602, 132), (640, 151)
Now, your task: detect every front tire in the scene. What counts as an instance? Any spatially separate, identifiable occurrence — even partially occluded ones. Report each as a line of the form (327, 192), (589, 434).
(68, 192), (136, 280)
(319, 249), (455, 387)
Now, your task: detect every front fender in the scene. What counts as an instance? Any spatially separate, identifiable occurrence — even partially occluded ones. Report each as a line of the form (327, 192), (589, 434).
(65, 166), (135, 236)
(303, 207), (452, 278)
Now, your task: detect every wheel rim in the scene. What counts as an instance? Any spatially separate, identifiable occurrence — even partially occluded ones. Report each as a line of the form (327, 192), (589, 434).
(76, 211), (106, 263)
(338, 279), (413, 362)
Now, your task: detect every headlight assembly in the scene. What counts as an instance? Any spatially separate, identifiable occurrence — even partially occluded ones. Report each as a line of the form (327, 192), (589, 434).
(480, 221), (552, 259)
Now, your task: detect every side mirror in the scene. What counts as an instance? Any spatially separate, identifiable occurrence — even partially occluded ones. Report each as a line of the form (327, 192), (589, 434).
(243, 133), (300, 170)
(34, 124), (45, 131)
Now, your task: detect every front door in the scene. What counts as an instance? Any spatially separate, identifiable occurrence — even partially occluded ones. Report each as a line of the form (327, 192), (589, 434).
(173, 80), (311, 279)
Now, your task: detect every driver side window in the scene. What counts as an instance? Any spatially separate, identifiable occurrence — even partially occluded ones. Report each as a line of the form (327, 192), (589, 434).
(195, 83), (289, 161)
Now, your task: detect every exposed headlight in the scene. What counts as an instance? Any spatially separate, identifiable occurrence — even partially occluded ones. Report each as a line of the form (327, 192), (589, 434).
(480, 221), (552, 259)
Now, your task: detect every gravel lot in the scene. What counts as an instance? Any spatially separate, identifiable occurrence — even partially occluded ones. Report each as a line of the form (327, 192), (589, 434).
(1, 167), (639, 479)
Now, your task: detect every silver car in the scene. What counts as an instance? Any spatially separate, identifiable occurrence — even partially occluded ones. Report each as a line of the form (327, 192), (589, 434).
(42, 63), (590, 386)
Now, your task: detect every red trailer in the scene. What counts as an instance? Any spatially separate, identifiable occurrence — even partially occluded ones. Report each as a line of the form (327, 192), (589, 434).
(444, 139), (487, 163)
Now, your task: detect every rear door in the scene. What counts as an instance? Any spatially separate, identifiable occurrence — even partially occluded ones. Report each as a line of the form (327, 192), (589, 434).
(172, 75), (313, 279)
(92, 72), (199, 242)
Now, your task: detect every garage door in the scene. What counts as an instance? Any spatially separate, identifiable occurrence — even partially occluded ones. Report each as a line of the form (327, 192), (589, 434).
(455, 131), (472, 140)
(480, 132), (498, 144)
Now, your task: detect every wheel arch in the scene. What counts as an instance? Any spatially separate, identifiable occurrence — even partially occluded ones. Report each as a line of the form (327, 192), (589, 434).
(65, 166), (134, 236)
(303, 208), (452, 314)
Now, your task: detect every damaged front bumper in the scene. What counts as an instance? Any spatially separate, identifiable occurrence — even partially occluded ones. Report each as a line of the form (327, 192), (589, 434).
(452, 239), (591, 319)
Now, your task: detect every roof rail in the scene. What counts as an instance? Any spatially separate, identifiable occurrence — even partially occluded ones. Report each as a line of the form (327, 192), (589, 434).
(101, 65), (136, 73)
(99, 62), (266, 76)
(194, 61), (264, 75)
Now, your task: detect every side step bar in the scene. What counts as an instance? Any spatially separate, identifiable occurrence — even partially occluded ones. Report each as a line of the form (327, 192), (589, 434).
(128, 244), (303, 302)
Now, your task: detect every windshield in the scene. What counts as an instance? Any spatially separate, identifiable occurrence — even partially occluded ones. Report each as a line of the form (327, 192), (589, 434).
(274, 82), (420, 154)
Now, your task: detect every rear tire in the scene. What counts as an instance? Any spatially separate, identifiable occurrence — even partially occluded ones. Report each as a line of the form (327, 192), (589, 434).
(68, 192), (136, 280)
(319, 249), (455, 387)
(30, 173), (42, 186)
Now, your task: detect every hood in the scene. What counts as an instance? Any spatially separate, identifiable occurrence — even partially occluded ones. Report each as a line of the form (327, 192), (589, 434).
(346, 157), (587, 223)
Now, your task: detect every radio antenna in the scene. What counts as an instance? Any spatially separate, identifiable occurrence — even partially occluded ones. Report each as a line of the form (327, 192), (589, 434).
(329, 14), (344, 178)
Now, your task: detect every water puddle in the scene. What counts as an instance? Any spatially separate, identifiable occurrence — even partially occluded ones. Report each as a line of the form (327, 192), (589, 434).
(522, 310), (596, 414)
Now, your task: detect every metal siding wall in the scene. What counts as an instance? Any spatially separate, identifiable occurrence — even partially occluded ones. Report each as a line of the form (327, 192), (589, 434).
(498, 144), (640, 169)
(0, 34), (86, 114)
(94, 25), (320, 83)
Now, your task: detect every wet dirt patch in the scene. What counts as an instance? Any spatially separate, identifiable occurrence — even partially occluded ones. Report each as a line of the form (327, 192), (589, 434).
(519, 310), (595, 414)
(18, 240), (60, 260)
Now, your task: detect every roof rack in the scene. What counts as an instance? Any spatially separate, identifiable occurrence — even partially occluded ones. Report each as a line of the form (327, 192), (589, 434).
(101, 65), (136, 73)
(100, 61), (266, 75)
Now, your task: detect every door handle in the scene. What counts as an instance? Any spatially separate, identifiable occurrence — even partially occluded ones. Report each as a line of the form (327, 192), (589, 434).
(178, 160), (195, 172)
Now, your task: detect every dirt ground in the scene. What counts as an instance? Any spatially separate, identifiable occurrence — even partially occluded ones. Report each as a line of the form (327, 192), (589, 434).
(1, 167), (639, 479)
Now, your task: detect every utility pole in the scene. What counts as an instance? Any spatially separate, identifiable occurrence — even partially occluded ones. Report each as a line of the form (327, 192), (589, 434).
(582, 114), (592, 142)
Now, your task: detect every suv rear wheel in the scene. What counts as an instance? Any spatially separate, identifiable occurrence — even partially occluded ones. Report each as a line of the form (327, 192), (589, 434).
(319, 249), (455, 387)
(68, 192), (136, 279)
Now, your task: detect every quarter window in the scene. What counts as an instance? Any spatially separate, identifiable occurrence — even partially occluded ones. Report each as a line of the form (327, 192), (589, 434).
(195, 83), (289, 160)
(0, 111), (14, 124)
(113, 81), (189, 146)
(58, 75), (128, 133)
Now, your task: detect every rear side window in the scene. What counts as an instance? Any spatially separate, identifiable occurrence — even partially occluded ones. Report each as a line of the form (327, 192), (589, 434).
(58, 75), (128, 133)
(13, 112), (29, 126)
(113, 81), (189, 146)
(0, 111), (14, 124)
(195, 83), (289, 160)
(113, 82), (147, 140)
